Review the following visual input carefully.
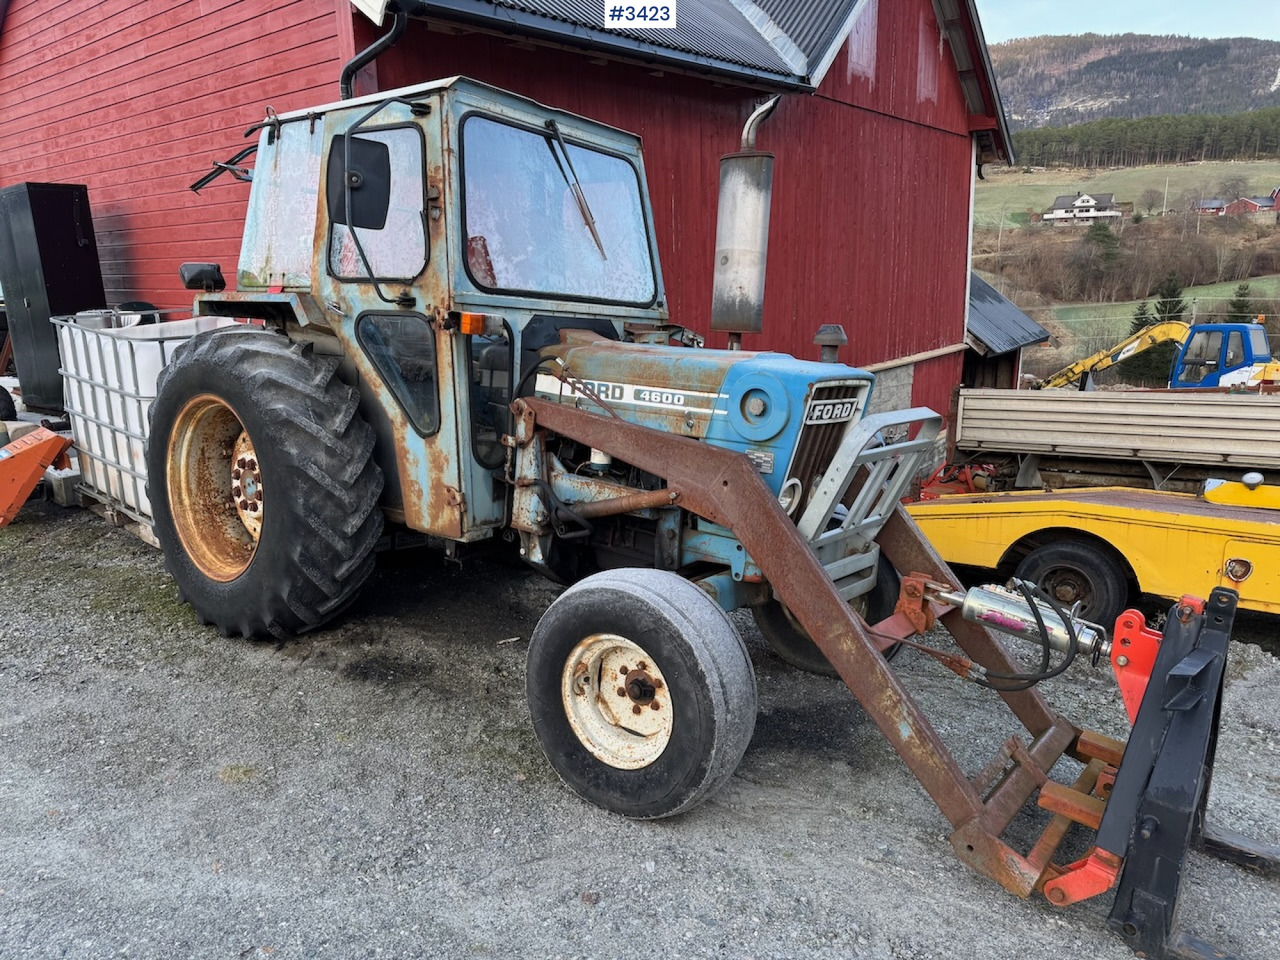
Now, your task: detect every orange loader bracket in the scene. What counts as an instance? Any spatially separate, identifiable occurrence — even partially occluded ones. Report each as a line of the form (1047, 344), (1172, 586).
(0, 427), (73, 527)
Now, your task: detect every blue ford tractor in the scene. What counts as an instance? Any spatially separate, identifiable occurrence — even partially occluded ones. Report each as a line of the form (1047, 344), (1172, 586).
(150, 59), (1273, 958)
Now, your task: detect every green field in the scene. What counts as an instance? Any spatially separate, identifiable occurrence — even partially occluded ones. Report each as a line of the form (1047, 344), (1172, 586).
(1049, 274), (1280, 328)
(974, 160), (1280, 230)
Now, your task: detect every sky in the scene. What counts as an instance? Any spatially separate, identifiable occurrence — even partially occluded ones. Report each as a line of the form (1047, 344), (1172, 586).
(974, 0), (1280, 45)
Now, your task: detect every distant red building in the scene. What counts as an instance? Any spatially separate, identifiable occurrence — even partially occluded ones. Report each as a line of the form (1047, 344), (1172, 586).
(1224, 196), (1277, 216)
(0, 0), (1013, 417)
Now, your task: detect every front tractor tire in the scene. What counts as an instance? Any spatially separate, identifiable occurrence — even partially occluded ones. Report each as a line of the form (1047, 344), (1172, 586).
(527, 569), (757, 819)
(146, 328), (384, 639)
(752, 552), (901, 677)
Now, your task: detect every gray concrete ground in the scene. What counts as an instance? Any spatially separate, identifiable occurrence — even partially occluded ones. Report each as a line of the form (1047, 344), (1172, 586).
(2, 500), (1278, 960)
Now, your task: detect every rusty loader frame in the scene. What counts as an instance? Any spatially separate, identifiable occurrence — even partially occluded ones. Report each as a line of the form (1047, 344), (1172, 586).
(516, 395), (1280, 960)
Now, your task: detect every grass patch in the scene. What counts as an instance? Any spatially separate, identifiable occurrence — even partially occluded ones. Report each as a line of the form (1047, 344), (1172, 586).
(975, 160), (1280, 229)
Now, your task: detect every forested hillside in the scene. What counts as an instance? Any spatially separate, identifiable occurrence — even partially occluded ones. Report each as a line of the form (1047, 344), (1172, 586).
(1011, 108), (1280, 166)
(990, 34), (1280, 130)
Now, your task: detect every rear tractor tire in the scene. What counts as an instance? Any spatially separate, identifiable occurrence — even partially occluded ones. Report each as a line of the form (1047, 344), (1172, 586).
(752, 552), (902, 677)
(146, 328), (384, 639)
(0, 387), (15, 422)
(527, 569), (757, 819)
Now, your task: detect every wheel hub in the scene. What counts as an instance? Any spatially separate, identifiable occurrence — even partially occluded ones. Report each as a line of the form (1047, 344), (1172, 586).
(561, 634), (673, 770)
(231, 432), (263, 541)
(1044, 570), (1087, 606)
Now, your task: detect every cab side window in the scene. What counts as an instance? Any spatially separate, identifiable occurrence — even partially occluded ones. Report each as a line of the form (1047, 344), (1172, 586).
(358, 313), (439, 434)
(1226, 331), (1243, 367)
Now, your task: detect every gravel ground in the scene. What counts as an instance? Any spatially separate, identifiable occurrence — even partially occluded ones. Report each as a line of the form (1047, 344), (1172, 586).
(2, 500), (1278, 960)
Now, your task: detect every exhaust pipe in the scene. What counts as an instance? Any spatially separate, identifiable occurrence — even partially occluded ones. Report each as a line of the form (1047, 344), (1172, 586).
(711, 96), (781, 349)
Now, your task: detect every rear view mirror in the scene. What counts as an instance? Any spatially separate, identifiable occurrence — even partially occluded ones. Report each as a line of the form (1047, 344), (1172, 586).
(326, 134), (391, 230)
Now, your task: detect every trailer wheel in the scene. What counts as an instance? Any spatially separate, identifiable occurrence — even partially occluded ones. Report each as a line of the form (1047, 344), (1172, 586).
(1014, 540), (1127, 629)
(0, 387), (15, 421)
(146, 329), (383, 639)
(752, 553), (901, 676)
(527, 569), (757, 819)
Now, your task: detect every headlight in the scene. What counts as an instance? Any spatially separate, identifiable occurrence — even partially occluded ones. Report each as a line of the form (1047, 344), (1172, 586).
(778, 478), (802, 515)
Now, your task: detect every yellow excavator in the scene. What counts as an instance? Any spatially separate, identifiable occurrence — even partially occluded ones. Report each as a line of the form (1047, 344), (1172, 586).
(1036, 318), (1275, 390)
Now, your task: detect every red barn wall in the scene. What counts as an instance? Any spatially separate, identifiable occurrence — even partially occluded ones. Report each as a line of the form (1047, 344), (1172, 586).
(0, 0), (976, 414)
(374, 0), (974, 411)
(0, 0), (348, 307)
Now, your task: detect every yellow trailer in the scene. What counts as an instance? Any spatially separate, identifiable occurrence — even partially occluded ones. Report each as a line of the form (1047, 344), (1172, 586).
(905, 478), (1280, 626)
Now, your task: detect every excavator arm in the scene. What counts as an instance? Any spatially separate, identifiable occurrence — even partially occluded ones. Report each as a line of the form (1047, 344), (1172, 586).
(1037, 321), (1190, 390)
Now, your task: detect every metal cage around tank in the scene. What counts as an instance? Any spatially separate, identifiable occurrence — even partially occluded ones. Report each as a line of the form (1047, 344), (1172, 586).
(53, 315), (237, 538)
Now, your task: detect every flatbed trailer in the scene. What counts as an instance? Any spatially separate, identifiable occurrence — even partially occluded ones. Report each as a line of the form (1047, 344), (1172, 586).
(951, 387), (1280, 492)
(906, 480), (1280, 626)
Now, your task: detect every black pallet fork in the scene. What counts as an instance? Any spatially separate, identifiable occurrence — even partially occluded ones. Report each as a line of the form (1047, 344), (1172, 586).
(1099, 588), (1280, 959)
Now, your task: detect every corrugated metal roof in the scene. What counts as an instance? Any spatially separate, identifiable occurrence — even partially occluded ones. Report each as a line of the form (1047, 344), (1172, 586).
(495, 0), (795, 74)
(386, 0), (1012, 156)
(752, 0), (863, 77)
(400, 0), (863, 88)
(967, 273), (1049, 356)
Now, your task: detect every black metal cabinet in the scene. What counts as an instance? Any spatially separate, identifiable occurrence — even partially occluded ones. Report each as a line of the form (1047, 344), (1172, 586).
(0, 182), (107, 411)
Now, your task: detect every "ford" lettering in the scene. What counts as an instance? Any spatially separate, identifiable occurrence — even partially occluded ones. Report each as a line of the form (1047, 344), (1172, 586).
(578, 381), (625, 401)
(806, 399), (856, 424)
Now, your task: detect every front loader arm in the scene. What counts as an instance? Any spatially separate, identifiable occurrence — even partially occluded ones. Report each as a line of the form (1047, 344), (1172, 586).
(514, 396), (1077, 887)
(513, 396), (1280, 960)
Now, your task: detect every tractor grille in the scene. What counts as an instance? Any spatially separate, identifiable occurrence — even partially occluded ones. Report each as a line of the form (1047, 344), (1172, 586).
(784, 381), (868, 517)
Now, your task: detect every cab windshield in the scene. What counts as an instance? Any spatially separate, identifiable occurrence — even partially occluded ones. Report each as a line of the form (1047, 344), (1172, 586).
(461, 115), (656, 305)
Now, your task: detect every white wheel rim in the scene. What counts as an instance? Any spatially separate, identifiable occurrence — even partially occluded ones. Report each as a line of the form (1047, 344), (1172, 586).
(561, 633), (673, 769)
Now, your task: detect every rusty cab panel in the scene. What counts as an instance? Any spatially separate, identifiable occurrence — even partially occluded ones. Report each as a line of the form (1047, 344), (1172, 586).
(307, 90), (473, 540)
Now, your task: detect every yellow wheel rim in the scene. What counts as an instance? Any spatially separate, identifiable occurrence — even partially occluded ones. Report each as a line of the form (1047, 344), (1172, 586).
(166, 394), (260, 582)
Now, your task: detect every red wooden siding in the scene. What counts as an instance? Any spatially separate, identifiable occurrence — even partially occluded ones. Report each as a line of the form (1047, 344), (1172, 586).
(0, 0), (347, 307)
(375, 0), (973, 404)
(0, 0), (974, 411)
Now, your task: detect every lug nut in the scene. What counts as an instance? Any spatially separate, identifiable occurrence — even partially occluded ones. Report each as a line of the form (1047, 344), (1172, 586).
(649, 702), (660, 711)
(631, 705), (642, 715)
(616, 687), (627, 697)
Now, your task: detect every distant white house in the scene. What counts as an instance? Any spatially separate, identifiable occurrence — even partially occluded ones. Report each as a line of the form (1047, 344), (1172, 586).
(1042, 192), (1124, 225)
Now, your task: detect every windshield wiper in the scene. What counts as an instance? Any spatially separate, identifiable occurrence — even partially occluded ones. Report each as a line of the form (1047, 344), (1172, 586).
(545, 120), (607, 261)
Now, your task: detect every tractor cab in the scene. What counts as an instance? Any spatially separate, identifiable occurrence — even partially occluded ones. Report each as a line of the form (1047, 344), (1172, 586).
(193, 77), (670, 541)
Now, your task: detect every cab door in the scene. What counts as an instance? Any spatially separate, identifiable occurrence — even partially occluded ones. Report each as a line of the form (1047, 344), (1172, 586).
(313, 97), (470, 540)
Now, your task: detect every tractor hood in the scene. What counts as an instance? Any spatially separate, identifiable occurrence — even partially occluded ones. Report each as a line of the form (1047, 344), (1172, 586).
(533, 333), (876, 496)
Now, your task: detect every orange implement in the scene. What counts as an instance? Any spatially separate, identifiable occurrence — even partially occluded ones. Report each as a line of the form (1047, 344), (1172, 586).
(0, 427), (73, 527)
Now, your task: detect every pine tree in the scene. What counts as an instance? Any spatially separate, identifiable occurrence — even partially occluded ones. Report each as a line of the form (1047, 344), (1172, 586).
(1113, 284), (1181, 386)
(1227, 282), (1254, 322)
(1152, 272), (1187, 323)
